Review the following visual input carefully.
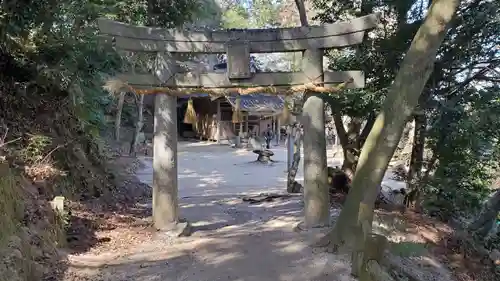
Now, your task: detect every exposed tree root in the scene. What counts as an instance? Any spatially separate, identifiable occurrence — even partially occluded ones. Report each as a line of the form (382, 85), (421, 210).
(383, 257), (425, 281)
(365, 260), (396, 281)
(241, 193), (292, 204)
(312, 228), (345, 253)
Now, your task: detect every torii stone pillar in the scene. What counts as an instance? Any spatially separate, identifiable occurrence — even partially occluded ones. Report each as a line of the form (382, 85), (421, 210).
(301, 49), (330, 228)
(152, 52), (190, 236)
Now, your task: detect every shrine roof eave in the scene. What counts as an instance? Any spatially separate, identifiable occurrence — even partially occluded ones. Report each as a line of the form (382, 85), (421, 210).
(177, 93), (283, 114)
(224, 94), (284, 114)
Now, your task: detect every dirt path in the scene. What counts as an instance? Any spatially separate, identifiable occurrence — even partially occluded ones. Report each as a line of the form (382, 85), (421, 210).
(66, 195), (359, 281)
(62, 142), (454, 281)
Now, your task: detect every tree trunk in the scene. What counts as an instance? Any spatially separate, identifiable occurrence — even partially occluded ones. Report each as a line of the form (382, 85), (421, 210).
(115, 92), (126, 141)
(293, 0), (308, 26)
(286, 125), (294, 170)
(286, 0), (303, 193)
(393, 119), (414, 160)
(404, 113), (426, 210)
(129, 94), (145, 156)
(343, 117), (362, 177)
(333, 113), (376, 179)
(287, 126), (303, 193)
(333, 0), (375, 179)
(354, 234), (391, 281)
(315, 0), (460, 253)
(356, 113), (376, 154)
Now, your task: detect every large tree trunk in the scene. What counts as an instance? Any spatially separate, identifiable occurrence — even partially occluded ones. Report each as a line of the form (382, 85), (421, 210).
(315, 0), (460, 261)
(404, 113), (426, 210)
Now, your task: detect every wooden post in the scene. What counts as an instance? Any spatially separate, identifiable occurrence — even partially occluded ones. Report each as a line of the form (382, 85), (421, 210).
(301, 49), (330, 228)
(287, 126), (294, 169)
(245, 114), (249, 134)
(152, 52), (189, 236)
(115, 92), (126, 141)
(273, 116), (279, 146)
(130, 94), (145, 156)
(258, 118), (262, 136)
(239, 119), (243, 136)
(216, 99), (221, 143)
(277, 118), (281, 145)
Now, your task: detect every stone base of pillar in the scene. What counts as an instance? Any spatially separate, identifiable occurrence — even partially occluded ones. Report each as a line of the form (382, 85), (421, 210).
(154, 218), (192, 238)
(293, 220), (331, 246)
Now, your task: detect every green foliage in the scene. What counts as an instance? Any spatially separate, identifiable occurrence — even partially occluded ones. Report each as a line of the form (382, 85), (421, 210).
(221, 0), (282, 29)
(389, 241), (428, 257)
(1, 0), (208, 135)
(415, 0), (499, 219)
(222, 3), (251, 28)
(251, 0), (281, 27)
(312, 0), (424, 122)
(0, 0), (210, 204)
(19, 135), (52, 164)
(425, 86), (500, 220)
(312, 0), (500, 222)
(484, 231), (500, 251)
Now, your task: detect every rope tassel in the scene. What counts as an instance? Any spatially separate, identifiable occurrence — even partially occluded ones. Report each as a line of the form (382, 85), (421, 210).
(232, 95), (243, 123)
(183, 98), (198, 124)
(279, 98), (292, 125)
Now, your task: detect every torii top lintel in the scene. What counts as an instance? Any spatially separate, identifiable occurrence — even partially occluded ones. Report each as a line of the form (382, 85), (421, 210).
(97, 13), (380, 53)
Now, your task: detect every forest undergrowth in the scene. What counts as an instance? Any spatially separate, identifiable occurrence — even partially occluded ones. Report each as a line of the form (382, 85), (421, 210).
(0, 49), (151, 281)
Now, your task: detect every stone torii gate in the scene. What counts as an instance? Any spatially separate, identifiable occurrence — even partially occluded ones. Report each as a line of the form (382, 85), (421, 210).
(97, 14), (379, 235)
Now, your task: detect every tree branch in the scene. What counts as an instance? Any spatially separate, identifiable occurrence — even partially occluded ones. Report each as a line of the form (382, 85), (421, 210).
(477, 76), (500, 83)
(357, 113), (376, 149)
(294, 0), (309, 26)
(333, 113), (349, 148)
(435, 60), (500, 97)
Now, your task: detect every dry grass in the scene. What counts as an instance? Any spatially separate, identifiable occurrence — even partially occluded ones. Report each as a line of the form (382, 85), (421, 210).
(0, 163), (65, 281)
(0, 165), (23, 247)
(24, 163), (66, 181)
